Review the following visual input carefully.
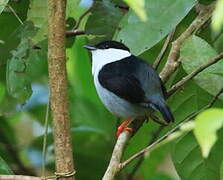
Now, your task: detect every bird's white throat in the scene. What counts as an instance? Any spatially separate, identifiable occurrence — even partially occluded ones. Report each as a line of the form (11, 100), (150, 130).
(91, 48), (131, 75)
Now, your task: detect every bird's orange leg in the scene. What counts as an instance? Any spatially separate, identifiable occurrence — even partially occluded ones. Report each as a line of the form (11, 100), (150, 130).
(116, 118), (134, 138)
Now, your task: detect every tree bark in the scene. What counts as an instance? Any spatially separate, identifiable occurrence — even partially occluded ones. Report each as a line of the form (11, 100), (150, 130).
(48, 0), (75, 179)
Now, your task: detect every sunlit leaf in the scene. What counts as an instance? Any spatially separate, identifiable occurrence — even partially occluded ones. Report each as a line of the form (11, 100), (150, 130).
(180, 35), (223, 100)
(194, 108), (223, 157)
(123, 0), (147, 21)
(212, 0), (223, 33)
(116, 0), (195, 55)
(0, 0), (9, 14)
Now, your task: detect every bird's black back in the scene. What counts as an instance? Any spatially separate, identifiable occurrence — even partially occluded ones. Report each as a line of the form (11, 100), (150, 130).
(98, 55), (166, 104)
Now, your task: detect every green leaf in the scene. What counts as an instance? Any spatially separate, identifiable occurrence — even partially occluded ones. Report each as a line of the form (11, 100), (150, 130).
(116, 0), (196, 55)
(0, 0), (29, 63)
(66, 0), (81, 17)
(6, 38), (32, 104)
(27, 0), (48, 44)
(6, 22), (42, 104)
(172, 131), (223, 180)
(123, 0), (147, 21)
(85, 1), (122, 44)
(139, 144), (172, 179)
(194, 108), (223, 157)
(0, 0), (9, 14)
(212, 0), (223, 33)
(0, 82), (5, 104)
(220, 160), (223, 180)
(180, 35), (223, 100)
(198, 0), (215, 5)
(67, 36), (102, 106)
(0, 156), (13, 174)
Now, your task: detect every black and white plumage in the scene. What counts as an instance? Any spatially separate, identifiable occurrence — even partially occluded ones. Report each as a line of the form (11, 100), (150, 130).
(84, 41), (174, 124)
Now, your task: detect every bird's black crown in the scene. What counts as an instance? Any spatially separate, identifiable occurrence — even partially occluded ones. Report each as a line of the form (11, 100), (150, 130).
(95, 41), (130, 51)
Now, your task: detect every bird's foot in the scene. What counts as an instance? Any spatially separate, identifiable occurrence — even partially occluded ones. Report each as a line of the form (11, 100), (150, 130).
(116, 118), (133, 138)
(149, 114), (168, 126)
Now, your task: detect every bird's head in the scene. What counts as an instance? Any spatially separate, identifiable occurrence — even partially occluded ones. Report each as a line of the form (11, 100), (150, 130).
(84, 41), (131, 74)
(84, 40), (130, 52)
(84, 40), (131, 60)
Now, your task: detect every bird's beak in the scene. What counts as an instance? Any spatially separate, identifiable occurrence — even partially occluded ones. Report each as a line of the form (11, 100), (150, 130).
(83, 45), (97, 51)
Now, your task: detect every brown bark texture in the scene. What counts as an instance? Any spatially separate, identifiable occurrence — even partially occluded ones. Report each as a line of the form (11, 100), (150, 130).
(48, 0), (75, 179)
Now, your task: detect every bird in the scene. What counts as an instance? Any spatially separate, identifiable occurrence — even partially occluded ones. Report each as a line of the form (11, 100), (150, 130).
(84, 40), (174, 137)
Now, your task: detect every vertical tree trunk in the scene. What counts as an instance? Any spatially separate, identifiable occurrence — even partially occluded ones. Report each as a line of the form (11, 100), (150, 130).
(48, 0), (75, 179)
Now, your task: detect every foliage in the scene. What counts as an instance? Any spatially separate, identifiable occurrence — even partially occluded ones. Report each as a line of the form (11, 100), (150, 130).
(0, 157), (13, 174)
(0, 0), (223, 180)
(115, 0), (196, 55)
(212, 0), (223, 34)
(181, 35), (223, 100)
(194, 108), (223, 157)
(123, 0), (147, 21)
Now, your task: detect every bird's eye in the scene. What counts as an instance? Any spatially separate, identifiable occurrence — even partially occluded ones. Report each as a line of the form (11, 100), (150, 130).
(105, 44), (109, 48)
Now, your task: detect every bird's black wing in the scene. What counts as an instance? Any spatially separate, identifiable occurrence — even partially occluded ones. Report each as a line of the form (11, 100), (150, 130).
(99, 74), (145, 104)
(98, 56), (152, 104)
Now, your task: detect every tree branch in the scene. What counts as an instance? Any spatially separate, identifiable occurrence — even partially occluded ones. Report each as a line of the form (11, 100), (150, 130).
(48, 0), (75, 179)
(66, 30), (85, 37)
(102, 131), (131, 180)
(0, 175), (40, 180)
(102, 117), (146, 180)
(159, 3), (215, 82)
(153, 29), (175, 70)
(167, 52), (223, 96)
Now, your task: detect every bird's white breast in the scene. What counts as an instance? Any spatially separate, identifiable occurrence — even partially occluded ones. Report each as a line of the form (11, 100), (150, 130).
(91, 48), (131, 75)
(94, 76), (147, 118)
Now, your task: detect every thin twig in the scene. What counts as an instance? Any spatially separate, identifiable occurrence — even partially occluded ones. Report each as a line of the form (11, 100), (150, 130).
(0, 175), (40, 180)
(119, 87), (223, 169)
(167, 52), (223, 96)
(41, 101), (50, 178)
(7, 5), (23, 25)
(153, 29), (175, 70)
(128, 126), (164, 180)
(159, 3), (215, 82)
(72, 1), (95, 30)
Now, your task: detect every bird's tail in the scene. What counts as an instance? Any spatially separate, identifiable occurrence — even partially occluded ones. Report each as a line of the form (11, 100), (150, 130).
(149, 96), (174, 123)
